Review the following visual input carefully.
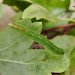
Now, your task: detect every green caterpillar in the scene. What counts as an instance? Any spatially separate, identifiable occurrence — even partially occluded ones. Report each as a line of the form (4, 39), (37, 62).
(9, 19), (64, 56)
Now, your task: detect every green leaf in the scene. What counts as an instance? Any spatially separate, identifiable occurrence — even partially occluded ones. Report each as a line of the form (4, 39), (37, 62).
(67, 48), (75, 75)
(51, 35), (75, 75)
(51, 35), (75, 56)
(0, 49), (69, 75)
(70, 48), (75, 67)
(60, 48), (75, 75)
(22, 3), (70, 31)
(52, 35), (75, 75)
(22, 4), (51, 21)
(23, 0), (70, 16)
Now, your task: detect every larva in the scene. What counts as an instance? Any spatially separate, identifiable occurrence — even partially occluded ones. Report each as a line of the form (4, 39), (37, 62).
(9, 22), (64, 56)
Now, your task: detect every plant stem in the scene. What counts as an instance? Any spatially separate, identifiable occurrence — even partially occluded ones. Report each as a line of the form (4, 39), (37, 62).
(42, 23), (75, 39)
(42, 23), (75, 34)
